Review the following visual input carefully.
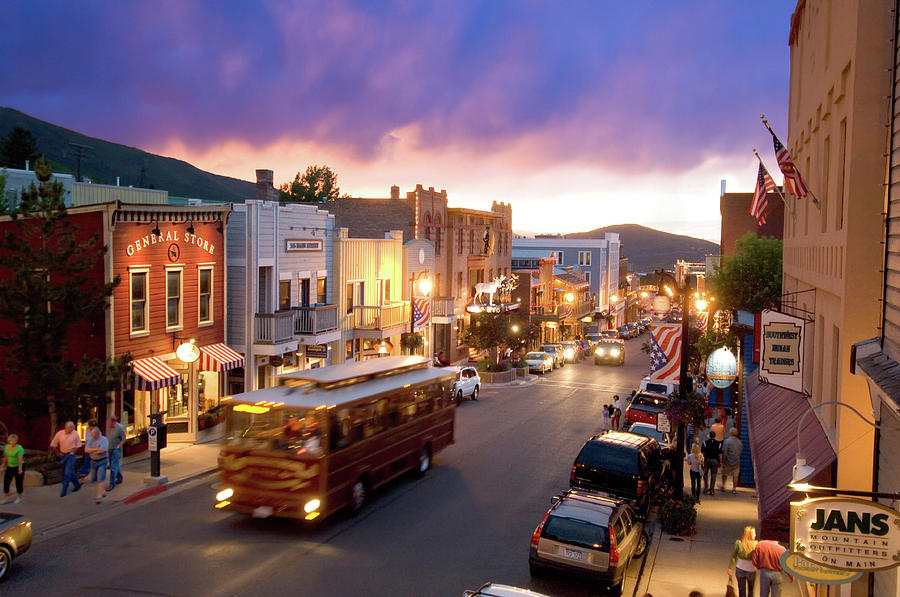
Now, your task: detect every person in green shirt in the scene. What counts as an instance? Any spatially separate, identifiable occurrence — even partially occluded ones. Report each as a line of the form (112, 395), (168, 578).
(3, 434), (25, 504)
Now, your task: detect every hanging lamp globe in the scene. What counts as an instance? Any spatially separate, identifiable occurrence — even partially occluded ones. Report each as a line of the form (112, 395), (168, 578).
(706, 346), (737, 389)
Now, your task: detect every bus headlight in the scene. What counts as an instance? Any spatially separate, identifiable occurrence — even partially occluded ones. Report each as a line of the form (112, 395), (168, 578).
(596, 349), (605, 356)
(216, 488), (234, 502)
(610, 349), (620, 357)
(304, 498), (321, 513)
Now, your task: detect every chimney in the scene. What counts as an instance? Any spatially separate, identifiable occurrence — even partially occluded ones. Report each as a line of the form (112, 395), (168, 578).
(720, 179), (727, 197)
(116, 176), (120, 186)
(390, 185), (400, 200)
(256, 169), (275, 202)
(24, 160), (29, 171)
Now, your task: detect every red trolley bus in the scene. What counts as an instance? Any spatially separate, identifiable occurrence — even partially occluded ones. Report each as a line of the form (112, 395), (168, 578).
(214, 356), (456, 521)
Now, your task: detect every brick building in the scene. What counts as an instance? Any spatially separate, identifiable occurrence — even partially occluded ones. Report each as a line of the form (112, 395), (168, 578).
(719, 190), (784, 257)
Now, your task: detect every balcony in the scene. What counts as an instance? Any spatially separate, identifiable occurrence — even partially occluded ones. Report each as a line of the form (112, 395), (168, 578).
(352, 302), (409, 337)
(254, 311), (295, 345)
(432, 296), (456, 321)
(293, 304), (339, 335)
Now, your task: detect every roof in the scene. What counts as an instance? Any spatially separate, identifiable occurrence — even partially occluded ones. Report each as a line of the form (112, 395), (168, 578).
(226, 358), (454, 410)
(282, 355), (429, 385)
(745, 372), (835, 526)
(855, 342), (900, 409)
(589, 430), (654, 448)
(553, 273), (589, 289)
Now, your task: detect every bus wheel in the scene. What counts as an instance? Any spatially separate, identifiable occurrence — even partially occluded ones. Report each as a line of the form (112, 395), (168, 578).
(415, 445), (431, 478)
(351, 478), (367, 513)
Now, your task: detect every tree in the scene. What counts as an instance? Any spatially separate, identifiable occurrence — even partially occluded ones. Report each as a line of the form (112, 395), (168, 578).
(458, 312), (521, 363)
(0, 127), (40, 170)
(709, 232), (782, 313)
(279, 165), (342, 203)
(0, 158), (127, 441)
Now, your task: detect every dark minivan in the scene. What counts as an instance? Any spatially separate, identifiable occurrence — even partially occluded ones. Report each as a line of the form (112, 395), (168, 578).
(569, 431), (661, 518)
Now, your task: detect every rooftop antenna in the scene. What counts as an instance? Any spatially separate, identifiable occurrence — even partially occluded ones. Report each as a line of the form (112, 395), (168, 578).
(67, 142), (92, 182)
(139, 165), (146, 188)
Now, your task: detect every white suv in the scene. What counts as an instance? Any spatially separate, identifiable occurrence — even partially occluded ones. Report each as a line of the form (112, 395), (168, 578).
(454, 366), (481, 401)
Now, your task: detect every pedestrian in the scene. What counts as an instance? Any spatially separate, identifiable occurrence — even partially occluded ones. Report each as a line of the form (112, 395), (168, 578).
(2, 434), (25, 504)
(710, 415), (726, 442)
(728, 526), (758, 597)
(753, 540), (793, 597)
(106, 416), (126, 490)
(612, 395), (622, 430)
(722, 428), (743, 494)
(50, 421), (82, 497)
(84, 426), (109, 504)
(78, 418), (98, 481)
(687, 441), (703, 503)
(602, 403), (610, 429)
(701, 433), (722, 495)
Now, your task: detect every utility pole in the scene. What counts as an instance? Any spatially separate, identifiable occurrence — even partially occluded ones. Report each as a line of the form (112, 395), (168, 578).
(67, 142), (92, 182)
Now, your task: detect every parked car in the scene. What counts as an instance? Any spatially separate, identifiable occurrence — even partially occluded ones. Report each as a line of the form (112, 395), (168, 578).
(539, 344), (565, 369)
(529, 489), (648, 595)
(560, 341), (581, 362)
(626, 323), (641, 337)
(617, 326), (630, 339)
(569, 430), (661, 518)
(638, 376), (677, 396)
(463, 583), (551, 597)
(0, 512), (31, 581)
(626, 422), (674, 453)
(623, 392), (667, 427)
(593, 340), (625, 366)
(454, 366), (481, 401)
(586, 333), (601, 346)
(601, 330), (619, 340)
(524, 351), (553, 375)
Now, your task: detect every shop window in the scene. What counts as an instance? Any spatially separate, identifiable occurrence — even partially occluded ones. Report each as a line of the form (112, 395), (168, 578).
(300, 278), (311, 307)
(346, 283), (354, 314)
(198, 267), (212, 324)
(130, 270), (148, 333)
(166, 269), (182, 329)
(317, 277), (327, 304)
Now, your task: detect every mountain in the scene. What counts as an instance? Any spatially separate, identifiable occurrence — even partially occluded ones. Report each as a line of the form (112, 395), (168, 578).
(0, 107), (255, 202)
(565, 224), (719, 272)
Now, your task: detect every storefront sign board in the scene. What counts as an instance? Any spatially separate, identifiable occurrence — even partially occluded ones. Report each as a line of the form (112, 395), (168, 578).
(307, 344), (328, 359)
(285, 239), (323, 252)
(790, 496), (900, 572)
(760, 309), (805, 393)
(779, 552), (861, 584)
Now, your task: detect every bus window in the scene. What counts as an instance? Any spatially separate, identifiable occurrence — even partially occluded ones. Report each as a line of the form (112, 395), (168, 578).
(393, 391), (417, 425)
(330, 408), (352, 451)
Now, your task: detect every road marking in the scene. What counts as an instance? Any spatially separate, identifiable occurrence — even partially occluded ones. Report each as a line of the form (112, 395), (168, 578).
(536, 379), (634, 393)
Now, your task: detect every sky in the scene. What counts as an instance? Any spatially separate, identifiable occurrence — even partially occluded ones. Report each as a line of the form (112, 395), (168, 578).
(0, 1), (795, 242)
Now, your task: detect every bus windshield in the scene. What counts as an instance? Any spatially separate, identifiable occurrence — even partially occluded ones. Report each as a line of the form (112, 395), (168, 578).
(225, 405), (325, 456)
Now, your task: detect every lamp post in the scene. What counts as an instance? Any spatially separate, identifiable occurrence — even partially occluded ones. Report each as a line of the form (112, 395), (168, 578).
(408, 272), (431, 355)
(655, 269), (691, 498)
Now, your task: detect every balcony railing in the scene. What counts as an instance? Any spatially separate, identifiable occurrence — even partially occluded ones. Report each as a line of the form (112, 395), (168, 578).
(353, 302), (409, 330)
(432, 296), (455, 317)
(254, 310), (295, 344)
(293, 304), (339, 335)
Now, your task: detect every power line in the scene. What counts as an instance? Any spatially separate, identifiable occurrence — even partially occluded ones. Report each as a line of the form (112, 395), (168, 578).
(67, 142), (92, 182)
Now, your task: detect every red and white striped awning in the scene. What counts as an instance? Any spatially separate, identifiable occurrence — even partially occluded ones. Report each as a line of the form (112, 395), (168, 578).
(131, 357), (181, 392)
(199, 343), (244, 371)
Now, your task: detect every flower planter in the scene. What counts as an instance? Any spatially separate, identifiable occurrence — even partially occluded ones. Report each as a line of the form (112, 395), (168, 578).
(515, 367), (528, 378)
(480, 369), (516, 384)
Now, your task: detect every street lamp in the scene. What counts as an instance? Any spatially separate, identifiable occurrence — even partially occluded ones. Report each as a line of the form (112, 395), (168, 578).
(565, 292), (575, 303)
(511, 324), (520, 334)
(408, 272), (431, 355)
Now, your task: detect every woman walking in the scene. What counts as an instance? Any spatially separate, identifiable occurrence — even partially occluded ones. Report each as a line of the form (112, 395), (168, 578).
(728, 526), (758, 597)
(687, 442), (703, 503)
(2, 434), (25, 504)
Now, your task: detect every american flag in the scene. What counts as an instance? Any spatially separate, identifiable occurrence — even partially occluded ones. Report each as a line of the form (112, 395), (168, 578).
(697, 311), (709, 331)
(564, 302), (574, 320)
(771, 130), (809, 198)
(751, 161), (776, 226)
(412, 297), (430, 329)
(649, 323), (682, 383)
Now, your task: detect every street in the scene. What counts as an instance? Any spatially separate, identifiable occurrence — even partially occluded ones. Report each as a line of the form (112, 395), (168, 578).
(7, 339), (650, 597)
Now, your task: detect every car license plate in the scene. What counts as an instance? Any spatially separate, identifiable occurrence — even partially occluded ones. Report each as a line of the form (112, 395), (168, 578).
(564, 548), (584, 561)
(252, 506), (274, 518)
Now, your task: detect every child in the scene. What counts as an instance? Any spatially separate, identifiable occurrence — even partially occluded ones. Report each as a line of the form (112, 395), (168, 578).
(602, 404), (610, 429)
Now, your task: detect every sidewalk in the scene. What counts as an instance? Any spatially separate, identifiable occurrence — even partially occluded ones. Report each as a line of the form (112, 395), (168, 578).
(638, 486), (801, 597)
(4, 429), (222, 542)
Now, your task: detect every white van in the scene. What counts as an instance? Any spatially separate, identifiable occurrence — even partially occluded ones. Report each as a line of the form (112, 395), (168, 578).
(639, 376), (677, 396)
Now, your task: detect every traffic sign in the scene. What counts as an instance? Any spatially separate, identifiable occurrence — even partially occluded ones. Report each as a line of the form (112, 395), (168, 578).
(148, 426), (158, 452)
(656, 412), (671, 434)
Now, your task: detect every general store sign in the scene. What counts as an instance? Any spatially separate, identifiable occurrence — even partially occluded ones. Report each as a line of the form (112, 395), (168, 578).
(790, 497), (900, 572)
(759, 309), (804, 393)
(124, 230), (216, 257)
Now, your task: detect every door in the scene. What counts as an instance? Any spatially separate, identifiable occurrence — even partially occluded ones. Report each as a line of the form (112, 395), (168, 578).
(300, 278), (311, 307)
(278, 280), (291, 311)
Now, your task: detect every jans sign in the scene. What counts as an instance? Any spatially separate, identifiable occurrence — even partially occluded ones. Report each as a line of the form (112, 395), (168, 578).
(790, 497), (900, 572)
(759, 309), (805, 393)
(285, 239), (323, 253)
(779, 552), (861, 585)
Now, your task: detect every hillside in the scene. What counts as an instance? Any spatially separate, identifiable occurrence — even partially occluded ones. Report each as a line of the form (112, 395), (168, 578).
(0, 107), (255, 202)
(566, 224), (719, 272)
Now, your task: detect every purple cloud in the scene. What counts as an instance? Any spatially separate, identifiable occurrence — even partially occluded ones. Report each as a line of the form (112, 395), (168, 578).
(0, 0), (791, 172)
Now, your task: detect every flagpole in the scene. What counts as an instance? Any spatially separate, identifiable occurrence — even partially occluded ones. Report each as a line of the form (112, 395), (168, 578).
(760, 114), (821, 210)
(753, 148), (797, 220)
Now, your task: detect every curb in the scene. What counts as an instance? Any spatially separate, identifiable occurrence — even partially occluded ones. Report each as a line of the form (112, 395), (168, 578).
(123, 483), (168, 504)
(632, 522), (662, 597)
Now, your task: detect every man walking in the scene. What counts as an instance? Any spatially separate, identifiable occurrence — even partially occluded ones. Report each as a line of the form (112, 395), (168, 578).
(753, 539), (793, 596)
(78, 419), (98, 481)
(721, 428), (742, 493)
(106, 416), (126, 490)
(50, 421), (82, 497)
(701, 433), (722, 495)
(84, 426), (109, 504)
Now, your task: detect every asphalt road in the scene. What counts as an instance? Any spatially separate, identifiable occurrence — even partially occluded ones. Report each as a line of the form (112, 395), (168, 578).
(7, 338), (651, 597)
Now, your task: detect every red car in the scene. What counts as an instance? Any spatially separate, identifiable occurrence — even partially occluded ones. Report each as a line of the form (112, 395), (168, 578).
(623, 392), (667, 427)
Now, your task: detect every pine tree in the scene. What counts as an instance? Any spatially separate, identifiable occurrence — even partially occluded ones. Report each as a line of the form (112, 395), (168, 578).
(0, 127), (40, 169)
(0, 158), (127, 441)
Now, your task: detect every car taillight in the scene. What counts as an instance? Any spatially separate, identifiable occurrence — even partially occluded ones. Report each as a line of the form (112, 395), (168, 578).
(531, 512), (550, 547)
(609, 532), (620, 564)
(570, 465), (576, 482)
(636, 479), (645, 496)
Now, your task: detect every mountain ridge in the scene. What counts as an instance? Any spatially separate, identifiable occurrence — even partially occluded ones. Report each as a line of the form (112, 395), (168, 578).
(565, 223), (719, 271)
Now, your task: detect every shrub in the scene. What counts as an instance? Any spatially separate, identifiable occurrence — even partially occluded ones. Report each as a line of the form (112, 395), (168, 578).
(659, 496), (697, 536)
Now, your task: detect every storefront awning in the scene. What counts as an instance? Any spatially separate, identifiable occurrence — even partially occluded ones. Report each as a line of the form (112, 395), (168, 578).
(745, 373), (836, 539)
(131, 357), (181, 392)
(199, 343), (244, 371)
